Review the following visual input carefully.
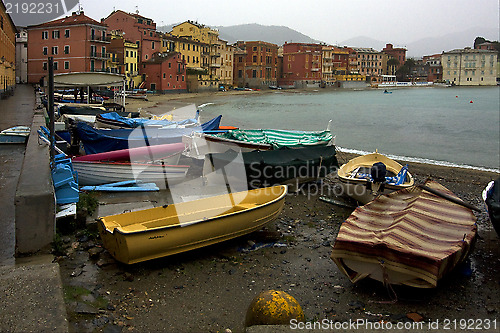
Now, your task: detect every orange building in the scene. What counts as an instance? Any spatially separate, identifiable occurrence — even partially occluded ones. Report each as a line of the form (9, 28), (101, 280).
(27, 11), (109, 84)
(1, 0), (16, 95)
(142, 52), (187, 93)
(381, 43), (406, 68)
(280, 42), (322, 88)
(233, 41), (279, 89)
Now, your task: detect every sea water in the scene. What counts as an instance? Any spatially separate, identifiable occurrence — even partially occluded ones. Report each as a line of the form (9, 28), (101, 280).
(199, 87), (500, 172)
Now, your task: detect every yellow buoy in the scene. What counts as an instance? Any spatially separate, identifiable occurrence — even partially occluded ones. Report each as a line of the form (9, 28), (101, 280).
(245, 290), (305, 327)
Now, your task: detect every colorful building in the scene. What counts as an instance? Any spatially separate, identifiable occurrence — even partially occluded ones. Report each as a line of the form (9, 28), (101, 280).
(280, 42), (322, 88)
(381, 43), (406, 68)
(102, 10), (161, 64)
(141, 52), (187, 93)
(108, 32), (140, 89)
(170, 21), (221, 90)
(1, 1), (16, 94)
(214, 39), (234, 88)
(234, 41), (279, 89)
(27, 11), (110, 84)
(423, 54), (443, 82)
(442, 48), (497, 86)
(352, 47), (383, 81)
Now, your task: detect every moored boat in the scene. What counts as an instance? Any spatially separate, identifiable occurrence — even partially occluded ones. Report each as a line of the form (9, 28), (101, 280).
(337, 151), (414, 204)
(331, 180), (477, 288)
(98, 185), (288, 264)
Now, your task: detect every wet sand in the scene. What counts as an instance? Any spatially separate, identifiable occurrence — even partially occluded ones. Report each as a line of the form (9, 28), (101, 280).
(58, 91), (499, 332)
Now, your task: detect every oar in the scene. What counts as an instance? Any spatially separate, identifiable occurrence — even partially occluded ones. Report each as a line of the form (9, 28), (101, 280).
(417, 184), (481, 212)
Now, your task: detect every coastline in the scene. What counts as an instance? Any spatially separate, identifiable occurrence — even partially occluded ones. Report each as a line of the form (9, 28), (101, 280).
(127, 89), (500, 174)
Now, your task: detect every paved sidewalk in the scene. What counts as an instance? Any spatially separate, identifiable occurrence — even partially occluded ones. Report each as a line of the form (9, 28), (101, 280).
(0, 84), (36, 265)
(0, 85), (69, 332)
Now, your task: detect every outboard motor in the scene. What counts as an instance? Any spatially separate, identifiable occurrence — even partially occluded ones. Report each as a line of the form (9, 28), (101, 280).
(367, 162), (387, 196)
(371, 162), (387, 183)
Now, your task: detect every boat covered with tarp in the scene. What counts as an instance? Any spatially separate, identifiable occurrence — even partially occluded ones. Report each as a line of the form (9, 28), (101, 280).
(206, 125), (333, 150)
(75, 115), (222, 154)
(331, 180), (477, 288)
(95, 112), (200, 129)
(98, 185), (287, 264)
(203, 146), (339, 188)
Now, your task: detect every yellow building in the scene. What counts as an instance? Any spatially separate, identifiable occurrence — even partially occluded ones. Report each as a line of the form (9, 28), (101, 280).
(171, 21), (222, 90)
(215, 39), (234, 88)
(124, 41), (140, 88)
(1, 1), (16, 95)
(109, 32), (140, 89)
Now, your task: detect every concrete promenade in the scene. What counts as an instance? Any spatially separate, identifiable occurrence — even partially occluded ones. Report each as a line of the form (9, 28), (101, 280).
(0, 85), (68, 332)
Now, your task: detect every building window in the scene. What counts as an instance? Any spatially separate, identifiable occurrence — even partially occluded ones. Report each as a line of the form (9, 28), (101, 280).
(64, 46), (70, 54)
(42, 31), (48, 39)
(65, 29), (70, 38)
(252, 70), (257, 78)
(43, 62), (47, 70)
(43, 47), (48, 55)
(152, 41), (155, 49)
(64, 61), (69, 70)
(52, 46), (58, 55)
(54, 62), (58, 70)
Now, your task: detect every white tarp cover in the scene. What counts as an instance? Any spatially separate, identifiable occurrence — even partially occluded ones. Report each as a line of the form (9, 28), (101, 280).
(54, 72), (126, 87)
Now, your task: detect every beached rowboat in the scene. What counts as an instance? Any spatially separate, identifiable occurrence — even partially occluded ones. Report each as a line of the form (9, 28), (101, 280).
(72, 160), (189, 186)
(183, 121), (334, 159)
(337, 151), (414, 204)
(0, 126), (30, 144)
(331, 180), (477, 288)
(98, 185), (288, 264)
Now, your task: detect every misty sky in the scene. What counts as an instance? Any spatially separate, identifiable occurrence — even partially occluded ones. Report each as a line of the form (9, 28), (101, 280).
(77, 0), (499, 45)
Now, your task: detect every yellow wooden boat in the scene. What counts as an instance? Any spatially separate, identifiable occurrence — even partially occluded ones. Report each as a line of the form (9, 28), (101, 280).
(98, 185), (288, 264)
(337, 151), (414, 203)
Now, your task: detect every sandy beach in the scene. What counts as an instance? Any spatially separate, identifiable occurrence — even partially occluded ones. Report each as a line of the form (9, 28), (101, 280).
(58, 91), (499, 333)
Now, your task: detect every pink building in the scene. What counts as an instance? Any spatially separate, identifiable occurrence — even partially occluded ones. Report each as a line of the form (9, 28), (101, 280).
(142, 52), (187, 93)
(102, 10), (161, 64)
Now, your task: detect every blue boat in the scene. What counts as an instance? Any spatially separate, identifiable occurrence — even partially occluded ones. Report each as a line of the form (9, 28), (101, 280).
(76, 115), (222, 154)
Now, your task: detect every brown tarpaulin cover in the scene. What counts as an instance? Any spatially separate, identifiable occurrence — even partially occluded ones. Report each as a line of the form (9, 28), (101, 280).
(331, 180), (477, 288)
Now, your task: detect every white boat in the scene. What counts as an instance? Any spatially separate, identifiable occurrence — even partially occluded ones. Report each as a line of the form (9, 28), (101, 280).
(337, 151), (414, 204)
(0, 126), (30, 144)
(72, 160), (189, 186)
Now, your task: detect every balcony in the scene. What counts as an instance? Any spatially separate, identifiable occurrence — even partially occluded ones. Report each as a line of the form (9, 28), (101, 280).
(90, 52), (110, 59)
(211, 53), (221, 57)
(90, 35), (111, 43)
(210, 63), (221, 68)
(311, 68), (320, 72)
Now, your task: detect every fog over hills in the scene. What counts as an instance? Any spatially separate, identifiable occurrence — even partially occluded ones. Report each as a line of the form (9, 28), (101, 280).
(158, 23), (498, 58)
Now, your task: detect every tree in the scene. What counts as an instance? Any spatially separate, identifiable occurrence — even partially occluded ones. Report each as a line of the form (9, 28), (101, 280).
(396, 58), (416, 81)
(474, 37), (487, 48)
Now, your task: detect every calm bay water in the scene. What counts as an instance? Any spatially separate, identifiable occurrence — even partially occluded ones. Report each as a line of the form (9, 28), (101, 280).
(199, 87), (500, 171)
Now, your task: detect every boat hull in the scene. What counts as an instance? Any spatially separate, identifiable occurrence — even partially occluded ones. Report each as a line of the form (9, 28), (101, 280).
(73, 160), (189, 186)
(331, 181), (477, 288)
(337, 152), (414, 203)
(98, 185), (288, 264)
